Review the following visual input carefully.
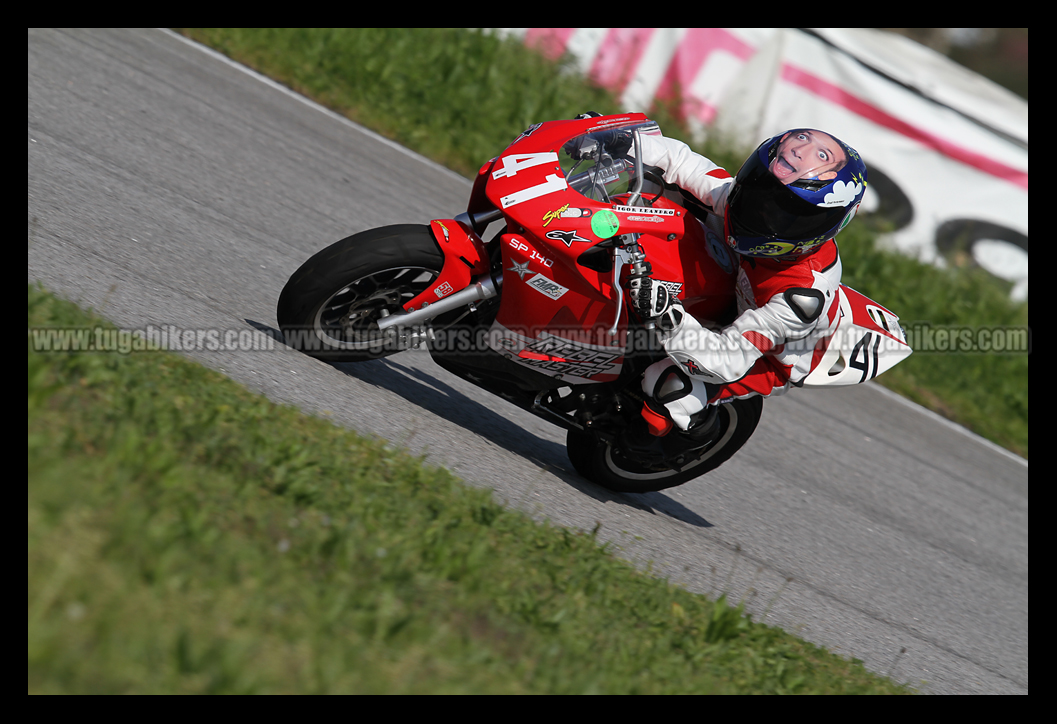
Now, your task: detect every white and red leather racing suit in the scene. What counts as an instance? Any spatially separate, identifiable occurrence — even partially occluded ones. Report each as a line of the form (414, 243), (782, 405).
(635, 135), (843, 431)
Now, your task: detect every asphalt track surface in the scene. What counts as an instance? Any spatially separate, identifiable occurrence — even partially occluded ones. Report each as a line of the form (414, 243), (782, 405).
(28, 29), (1028, 694)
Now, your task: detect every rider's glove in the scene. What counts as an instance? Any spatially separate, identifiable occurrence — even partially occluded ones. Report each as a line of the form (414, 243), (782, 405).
(599, 129), (634, 158)
(563, 116), (633, 161)
(563, 135), (600, 161)
(630, 274), (685, 339)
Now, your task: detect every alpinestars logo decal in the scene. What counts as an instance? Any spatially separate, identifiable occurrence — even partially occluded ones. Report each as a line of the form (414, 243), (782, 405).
(545, 229), (591, 247)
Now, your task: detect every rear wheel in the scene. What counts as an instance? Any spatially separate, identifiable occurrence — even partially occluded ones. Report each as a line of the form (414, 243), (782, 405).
(276, 224), (443, 362)
(566, 396), (763, 493)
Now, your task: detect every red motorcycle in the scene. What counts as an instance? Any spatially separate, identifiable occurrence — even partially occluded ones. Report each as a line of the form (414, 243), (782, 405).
(277, 114), (912, 493)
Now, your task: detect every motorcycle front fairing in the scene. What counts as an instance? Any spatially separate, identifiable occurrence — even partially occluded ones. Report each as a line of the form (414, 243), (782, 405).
(399, 219), (490, 314)
(475, 115), (687, 385)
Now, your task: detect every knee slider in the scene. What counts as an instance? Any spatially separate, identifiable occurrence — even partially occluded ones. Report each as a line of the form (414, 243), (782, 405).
(641, 358), (722, 432)
(642, 358), (693, 403)
(655, 366), (694, 403)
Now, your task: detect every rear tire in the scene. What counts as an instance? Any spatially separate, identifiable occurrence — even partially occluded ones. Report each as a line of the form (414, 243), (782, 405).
(276, 225), (443, 362)
(566, 396), (763, 493)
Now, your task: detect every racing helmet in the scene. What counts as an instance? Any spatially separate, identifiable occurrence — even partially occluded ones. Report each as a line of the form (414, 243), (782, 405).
(725, 129), (867, 260)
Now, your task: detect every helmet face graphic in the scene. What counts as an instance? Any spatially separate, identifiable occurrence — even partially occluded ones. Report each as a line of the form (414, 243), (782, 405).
(726, 129), (867, 260)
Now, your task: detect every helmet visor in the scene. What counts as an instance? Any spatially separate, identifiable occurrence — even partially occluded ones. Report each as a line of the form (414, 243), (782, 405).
(729, 150), (850, 242)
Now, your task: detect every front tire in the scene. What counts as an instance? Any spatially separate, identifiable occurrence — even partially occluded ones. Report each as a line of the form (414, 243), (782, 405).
(566, 396), (764, 493)
(277, 225), (443, 362)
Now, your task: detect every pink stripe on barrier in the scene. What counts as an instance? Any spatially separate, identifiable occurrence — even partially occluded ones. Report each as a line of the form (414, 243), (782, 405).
(588, 28), (656, 95)
(780, 63), (1028, 189)
(520, 29), (1027, 190)
(655, 28), (756, 122)
(524, 28), (576, 60)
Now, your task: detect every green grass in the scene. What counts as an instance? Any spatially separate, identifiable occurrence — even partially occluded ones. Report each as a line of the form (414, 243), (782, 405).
(28, 284), (913, 693)
(179, 28), (618, 179)
(176, 28), (1027, 458)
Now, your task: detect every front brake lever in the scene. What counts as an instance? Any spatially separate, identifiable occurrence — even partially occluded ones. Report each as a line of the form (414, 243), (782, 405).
(608, 245), (627, 338)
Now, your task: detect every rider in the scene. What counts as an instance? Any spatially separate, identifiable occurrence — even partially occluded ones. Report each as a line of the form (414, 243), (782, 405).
(620, 124), (868, 445)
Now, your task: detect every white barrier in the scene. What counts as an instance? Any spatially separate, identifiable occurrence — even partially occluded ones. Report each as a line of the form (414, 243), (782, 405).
(496, 28), (1028, 301)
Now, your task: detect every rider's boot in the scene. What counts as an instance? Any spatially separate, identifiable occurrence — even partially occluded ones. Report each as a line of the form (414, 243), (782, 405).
(669, 405), (720, 450)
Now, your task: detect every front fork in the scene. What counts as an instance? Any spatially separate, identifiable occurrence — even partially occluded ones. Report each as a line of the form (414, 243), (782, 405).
(611, 233), (658, 344)
(374, 209), (503, 337)
(376, 273), (502, 346)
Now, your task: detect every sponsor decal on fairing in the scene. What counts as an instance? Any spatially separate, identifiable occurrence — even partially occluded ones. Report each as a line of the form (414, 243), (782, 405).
(612, 205), (675, 215)
(485, 323), (624, 382)
(526, 273), (569, 300)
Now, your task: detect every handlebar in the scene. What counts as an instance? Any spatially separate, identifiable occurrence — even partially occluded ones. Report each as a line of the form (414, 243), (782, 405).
(565, 156), (632, 197)
(564, 126), (654, 209)
(627, 127), (645, 207)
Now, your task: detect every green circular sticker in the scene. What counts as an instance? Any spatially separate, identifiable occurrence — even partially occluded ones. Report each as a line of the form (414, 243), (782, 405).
(591, 209), (620, 239)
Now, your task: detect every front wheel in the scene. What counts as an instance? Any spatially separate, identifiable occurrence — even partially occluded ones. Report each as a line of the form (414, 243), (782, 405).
(277, 224), (443, 362)
(566, 396), (764, 493)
